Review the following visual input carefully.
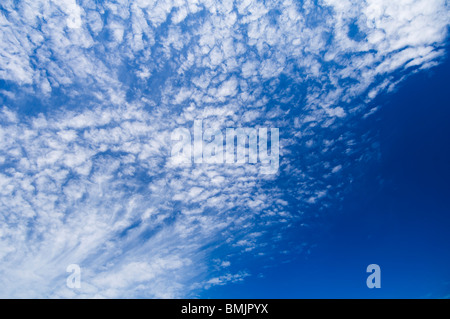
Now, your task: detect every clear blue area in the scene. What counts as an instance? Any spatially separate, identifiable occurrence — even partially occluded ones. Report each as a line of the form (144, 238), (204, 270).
(201, 53), (450, 299)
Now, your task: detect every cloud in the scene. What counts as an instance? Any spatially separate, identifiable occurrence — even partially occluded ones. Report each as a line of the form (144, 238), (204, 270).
(0, 0), (448, 298)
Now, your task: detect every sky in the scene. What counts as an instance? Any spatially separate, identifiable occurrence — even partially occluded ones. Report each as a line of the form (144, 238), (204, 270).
(201, 53), (450, 299)
(0, 0), (449, 298)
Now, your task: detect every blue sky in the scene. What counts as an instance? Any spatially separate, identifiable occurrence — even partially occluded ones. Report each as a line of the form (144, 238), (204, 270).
(201, 56), (450, 299)
(0, 0), (449, 298)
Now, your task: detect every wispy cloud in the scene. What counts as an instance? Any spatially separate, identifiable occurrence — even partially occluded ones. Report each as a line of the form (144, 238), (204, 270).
(0, 0), (448, 298)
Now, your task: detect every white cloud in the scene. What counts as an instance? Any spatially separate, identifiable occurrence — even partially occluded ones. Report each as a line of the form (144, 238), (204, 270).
(0, 0), (448, 298)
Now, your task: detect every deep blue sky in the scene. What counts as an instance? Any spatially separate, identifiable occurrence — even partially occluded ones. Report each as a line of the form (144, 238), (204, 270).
(201, 52), (450, 299)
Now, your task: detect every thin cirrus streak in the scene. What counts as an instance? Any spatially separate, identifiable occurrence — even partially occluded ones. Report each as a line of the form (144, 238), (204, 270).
(0, 0), (448, 297)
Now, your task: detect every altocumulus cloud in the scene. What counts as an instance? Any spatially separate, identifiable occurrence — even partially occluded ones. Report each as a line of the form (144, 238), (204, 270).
(0, 0), (448, 298)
